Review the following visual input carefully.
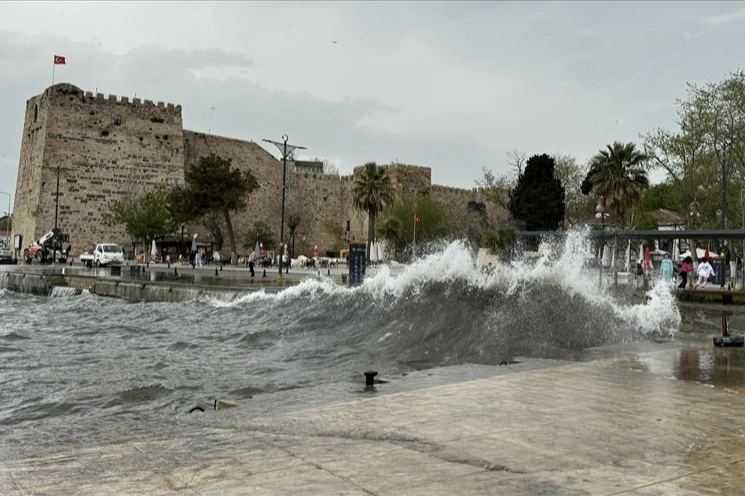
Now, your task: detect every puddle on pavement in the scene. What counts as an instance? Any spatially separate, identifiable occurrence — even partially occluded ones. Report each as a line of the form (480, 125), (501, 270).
(602, 307), (745, 392)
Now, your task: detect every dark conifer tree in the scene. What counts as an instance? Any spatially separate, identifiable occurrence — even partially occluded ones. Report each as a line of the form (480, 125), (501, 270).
(508, 154), (566, 231)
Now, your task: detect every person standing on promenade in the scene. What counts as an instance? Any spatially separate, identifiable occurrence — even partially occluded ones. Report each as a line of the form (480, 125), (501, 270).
(678, 256), (693, 290)
(661, 253), (674, 285)
(694, 257), (714, 290)
(248, 249), (256, 277)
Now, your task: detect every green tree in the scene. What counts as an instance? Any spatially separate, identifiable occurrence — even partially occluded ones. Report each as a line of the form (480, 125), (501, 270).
(353, 162), (395, 262)
(243, 221), (277, 253)
(475, 149), (525, 212)
(103, 185), (179, 261)
(553, 153), (589, 226)
(508, 154), (566, 231)
(641, 70), (745, 236)
(170, 154), (259, 265)
(377, 194), (483, 260)
(641, 182), (684, 213)
(584, 142), (649, 227)
(482, 226), (516, 259)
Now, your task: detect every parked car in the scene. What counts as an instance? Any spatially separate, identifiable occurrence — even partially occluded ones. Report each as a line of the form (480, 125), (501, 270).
(0, 246), (14, 263)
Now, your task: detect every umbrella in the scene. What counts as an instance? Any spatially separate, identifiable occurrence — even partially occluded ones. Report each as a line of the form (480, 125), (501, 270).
(624, 240), (631, 272)
(602, 244), (611, 267)
(313, 245), (318, 259)
(254, 241), (260, 257)
(191, 234), (197, 252)
(644, 247), (651, 270)
(151, 239), (157, 259)
(705, 248), (710, 262)
(377, 241), (385, 262)
(259, 243), (265, 257)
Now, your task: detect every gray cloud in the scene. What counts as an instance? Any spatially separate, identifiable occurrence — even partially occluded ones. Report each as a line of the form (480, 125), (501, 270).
(2, 1), (745, 205)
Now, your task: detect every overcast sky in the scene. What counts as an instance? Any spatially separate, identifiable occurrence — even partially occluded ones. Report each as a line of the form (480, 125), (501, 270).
(2, 1), (745, 212)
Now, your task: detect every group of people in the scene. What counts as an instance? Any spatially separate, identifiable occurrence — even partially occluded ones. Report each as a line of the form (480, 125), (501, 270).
(659, 253), (714, 290)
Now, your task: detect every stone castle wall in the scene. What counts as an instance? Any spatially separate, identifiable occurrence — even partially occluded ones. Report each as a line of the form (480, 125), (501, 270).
(13, 83), (184, 253)
(12, 84), (489, 259)
(12, 87), (52, 251)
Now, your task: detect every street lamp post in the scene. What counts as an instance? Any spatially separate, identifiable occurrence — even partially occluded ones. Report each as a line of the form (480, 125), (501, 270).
(262, 135), (307, 278)
(180, 224), (185, 260)
(722, 142), (729, 230)
(596, 199), (607, 288)
(720, 142), (734, 289)
(596, 199), (607, 253)
(0, 191), (11, 247)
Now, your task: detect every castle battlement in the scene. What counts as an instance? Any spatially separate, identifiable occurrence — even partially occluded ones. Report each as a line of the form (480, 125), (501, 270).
(79, 90), (181, 114)
(14, 83), (488, 262)
(431, 184), (480, 196)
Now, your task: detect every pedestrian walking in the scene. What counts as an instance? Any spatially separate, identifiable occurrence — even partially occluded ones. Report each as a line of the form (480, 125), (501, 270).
(694, 257), (714, 290)
(678, 256), (692, 290)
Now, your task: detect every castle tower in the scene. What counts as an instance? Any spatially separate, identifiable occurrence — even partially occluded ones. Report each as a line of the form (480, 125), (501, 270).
(12, 83), (185, 254)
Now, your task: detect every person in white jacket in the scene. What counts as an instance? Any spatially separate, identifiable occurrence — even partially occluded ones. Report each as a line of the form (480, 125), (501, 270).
(695, 257), (714, 289)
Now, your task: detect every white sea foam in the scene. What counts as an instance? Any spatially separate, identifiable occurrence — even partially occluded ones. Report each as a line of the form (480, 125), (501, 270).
(207, 228), (680, 335)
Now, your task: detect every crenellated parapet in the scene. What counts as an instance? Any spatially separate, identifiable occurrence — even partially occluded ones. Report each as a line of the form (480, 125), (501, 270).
(87, 92), (180, 115)
(431, 184), (482, 196)
(14, 82), (498, 259)
(50, 87), (185, 116)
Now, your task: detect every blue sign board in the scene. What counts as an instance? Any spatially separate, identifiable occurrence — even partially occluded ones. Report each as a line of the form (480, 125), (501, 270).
(349, 243), (366, 286)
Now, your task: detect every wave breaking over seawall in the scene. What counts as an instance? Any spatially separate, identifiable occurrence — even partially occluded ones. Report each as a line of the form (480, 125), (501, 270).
(0, 229), (680, 428)
(206, 230), (681, 364)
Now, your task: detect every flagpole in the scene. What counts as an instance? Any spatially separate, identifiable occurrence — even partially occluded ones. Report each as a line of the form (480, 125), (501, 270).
(52, 61), (55, 86)
(413, 214), (416, 259)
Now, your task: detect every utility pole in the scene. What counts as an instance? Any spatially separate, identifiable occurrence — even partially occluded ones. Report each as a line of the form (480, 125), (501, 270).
(262, 135), (307, 278)
(55, 164), (61, 231)
(722, 142), (727, 231)
(0, 190), (11, 248)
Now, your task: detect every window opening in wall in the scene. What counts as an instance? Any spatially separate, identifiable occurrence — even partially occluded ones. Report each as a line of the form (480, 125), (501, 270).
(114, 115), (121, 126)
(34, 104), (38, 122)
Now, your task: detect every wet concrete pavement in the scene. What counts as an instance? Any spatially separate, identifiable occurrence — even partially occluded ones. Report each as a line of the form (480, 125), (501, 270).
(3, 333), (745, 495)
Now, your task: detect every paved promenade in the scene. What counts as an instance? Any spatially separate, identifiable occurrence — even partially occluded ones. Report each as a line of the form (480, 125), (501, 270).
(2, 341), (745, 495)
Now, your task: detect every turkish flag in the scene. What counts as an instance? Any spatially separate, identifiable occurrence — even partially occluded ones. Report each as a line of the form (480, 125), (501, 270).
(54, 55), (66, 65)
(415, 216), (421, 225)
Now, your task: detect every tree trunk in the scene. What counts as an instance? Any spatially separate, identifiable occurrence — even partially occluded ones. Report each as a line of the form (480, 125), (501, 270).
(367, 210), (376, 262)
(224, 208), (238, 266)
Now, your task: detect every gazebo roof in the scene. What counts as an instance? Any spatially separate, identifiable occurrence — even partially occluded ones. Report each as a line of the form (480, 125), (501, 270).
(649, 208), (686, 226)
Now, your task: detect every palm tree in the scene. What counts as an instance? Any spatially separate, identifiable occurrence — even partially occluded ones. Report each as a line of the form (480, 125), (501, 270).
(586, 141), (649, 226)
(353, 162), (395, 262)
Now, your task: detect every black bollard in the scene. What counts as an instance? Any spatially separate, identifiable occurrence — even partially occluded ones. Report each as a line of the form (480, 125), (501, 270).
(174, 267), (178, 275)
(146, 262), (149, 268)
(220, 264), (223, 271)
(168, 261), (170, 268)
(328, 268), (330, 276)
(364, 371), (378, 386)
(263, 269), (266, 278)
(215, 268), (219, 277)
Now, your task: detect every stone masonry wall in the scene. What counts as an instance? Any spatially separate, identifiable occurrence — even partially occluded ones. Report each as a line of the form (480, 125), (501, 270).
(14, 83), (185, 255)
(182, 132), (369, 257)
(182, 131), (283, 254)
(12, 84), (500, 260)
(12, 89), (51, 253)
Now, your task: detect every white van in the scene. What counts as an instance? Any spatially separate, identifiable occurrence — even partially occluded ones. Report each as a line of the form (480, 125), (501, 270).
(80, 243), (125, 267)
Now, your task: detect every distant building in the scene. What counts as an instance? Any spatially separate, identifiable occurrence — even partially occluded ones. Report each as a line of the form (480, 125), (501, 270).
(649, 208), (686, 231)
